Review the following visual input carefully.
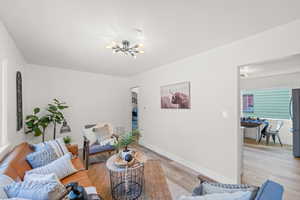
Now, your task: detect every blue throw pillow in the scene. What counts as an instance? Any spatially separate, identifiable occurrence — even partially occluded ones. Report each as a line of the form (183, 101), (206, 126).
(255, 180), (283, 200)
(26, 144), (58, 168)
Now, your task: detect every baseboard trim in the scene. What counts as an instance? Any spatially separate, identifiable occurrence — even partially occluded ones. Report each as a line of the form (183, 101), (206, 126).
(140, 141), (236, 184)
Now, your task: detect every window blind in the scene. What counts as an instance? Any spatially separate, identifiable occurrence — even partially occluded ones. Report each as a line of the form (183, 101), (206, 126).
(242, 88), (291, 119)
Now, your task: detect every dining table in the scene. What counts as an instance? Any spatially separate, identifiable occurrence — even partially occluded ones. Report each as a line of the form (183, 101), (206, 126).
(240, 119), (269, 142)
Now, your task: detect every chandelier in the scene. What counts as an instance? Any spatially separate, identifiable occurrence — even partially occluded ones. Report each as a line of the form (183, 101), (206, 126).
(106, 40), (144, 58)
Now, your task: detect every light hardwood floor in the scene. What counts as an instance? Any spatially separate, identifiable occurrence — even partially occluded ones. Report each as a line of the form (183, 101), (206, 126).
(243, 138), (300, 200)
(86, 141), (300, 199)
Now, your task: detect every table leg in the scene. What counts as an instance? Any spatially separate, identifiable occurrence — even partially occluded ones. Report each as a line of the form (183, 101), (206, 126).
(256, 126), (261, 143)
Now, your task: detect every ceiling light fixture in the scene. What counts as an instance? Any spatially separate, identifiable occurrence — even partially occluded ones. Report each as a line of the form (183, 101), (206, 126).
(240, 66), (250, 78)
(106, 40), (144, 58)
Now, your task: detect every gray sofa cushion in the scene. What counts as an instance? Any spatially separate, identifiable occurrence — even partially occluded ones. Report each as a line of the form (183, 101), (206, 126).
(180, 191), (252, 200)
(197, 182), (258, 200)
(192, 185), (202, 196)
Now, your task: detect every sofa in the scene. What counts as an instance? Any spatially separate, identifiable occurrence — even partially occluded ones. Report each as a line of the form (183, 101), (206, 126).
(0, 142), (93, 189)
(192, 176), (284, 200)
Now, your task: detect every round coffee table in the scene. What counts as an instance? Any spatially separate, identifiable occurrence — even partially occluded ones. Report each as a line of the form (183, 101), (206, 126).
(106, 153), (146, 200)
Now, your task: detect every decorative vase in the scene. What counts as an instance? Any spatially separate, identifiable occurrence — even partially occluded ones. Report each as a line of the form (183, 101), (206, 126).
(121, 147), (132, 160)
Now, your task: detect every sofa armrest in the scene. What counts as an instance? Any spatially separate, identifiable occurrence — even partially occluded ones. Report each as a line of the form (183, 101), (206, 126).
(192, 185), (203, 196)
(192, 175), (217, 196)
(67, 144), (79, 156)
(197, 175), (216, 184)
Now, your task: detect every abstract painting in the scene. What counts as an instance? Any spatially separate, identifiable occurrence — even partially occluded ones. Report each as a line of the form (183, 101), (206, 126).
(161, 82), (191, 109)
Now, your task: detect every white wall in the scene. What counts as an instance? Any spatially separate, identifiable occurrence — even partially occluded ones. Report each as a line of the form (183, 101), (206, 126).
(241, 72), (300, 90)
(131, 19), (300, 184)
(0, 21), (26, 148)
(24, 64), (131, 146)
(240, 73), (300, 145)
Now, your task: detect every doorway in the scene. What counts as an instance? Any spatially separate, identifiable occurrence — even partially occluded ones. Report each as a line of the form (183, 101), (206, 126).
(238, 54), (300, 200)
(131, 87), (139, 131)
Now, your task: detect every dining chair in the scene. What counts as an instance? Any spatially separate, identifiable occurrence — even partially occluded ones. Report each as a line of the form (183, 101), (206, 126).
(259, 120), (284, 146)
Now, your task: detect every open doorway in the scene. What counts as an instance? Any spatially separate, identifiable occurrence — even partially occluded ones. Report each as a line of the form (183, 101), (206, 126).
(239, 54), (300, 199)
(131, 87), (139, 131)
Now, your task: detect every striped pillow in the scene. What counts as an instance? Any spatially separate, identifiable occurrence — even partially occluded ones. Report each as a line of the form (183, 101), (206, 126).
(0, 174), (15, 198)
(24, 153), (77, 180)
(26, 144), (58, 168)
(4, 179), (66, 200)
(33, 138), (69, 157)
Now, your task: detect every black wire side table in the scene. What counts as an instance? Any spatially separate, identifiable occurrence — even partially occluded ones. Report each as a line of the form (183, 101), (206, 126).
(106, 154), (145, 200)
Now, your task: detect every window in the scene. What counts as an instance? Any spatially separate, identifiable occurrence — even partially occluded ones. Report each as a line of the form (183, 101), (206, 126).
(242, 94), (254, 113)
(242, 88), (291, 119)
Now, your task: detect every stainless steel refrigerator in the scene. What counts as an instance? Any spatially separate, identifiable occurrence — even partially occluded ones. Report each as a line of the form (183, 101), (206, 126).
(291, 89), (300, 157)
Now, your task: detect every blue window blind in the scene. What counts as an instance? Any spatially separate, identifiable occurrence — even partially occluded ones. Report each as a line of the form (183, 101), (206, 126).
(242, 88), (291, 119)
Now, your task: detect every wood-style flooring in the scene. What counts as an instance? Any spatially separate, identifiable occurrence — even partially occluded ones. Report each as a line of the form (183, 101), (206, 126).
(85, 141), (300, 200)
(243, 138), (300, 200)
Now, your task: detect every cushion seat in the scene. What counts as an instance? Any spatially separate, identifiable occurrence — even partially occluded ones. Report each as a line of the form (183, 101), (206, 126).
(59, 157), (93, 187)
(61, 170), (92, 187)
(89, 144), (115, 154)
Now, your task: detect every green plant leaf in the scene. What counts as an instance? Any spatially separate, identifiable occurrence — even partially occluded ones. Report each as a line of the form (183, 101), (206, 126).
(33, 127), (42, 136)
(26, 115), (35, 120)
(25, 121), (34, 128)
(58, 105), (68, 110)
(33, 107), (40, 114)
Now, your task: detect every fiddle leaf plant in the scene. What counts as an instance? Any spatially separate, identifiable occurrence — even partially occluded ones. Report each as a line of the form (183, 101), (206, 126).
(25, 99), (69, 142)
(47, 99), (69, 139)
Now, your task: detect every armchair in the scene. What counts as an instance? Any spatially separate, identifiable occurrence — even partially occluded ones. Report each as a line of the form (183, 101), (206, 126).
(83, 123), (119, 170)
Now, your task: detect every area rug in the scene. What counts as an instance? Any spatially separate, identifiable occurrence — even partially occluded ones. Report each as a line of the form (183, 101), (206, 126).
(88, 154), (190, 199)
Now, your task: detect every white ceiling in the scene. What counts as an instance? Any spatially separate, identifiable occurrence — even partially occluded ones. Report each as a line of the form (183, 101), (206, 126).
(1, 0), (300, 76)
(240, 54), (300, 78)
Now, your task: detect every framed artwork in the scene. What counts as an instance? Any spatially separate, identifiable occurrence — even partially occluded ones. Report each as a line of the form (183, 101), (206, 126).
(16, 71), (23, 131)
(243, 94), (254, 113)
(160, 81), (191, 109)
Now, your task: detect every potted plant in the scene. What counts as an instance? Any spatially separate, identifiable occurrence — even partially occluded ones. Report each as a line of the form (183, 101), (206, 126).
(63, 136), (72, 145)
(114, 130), (140, 161)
